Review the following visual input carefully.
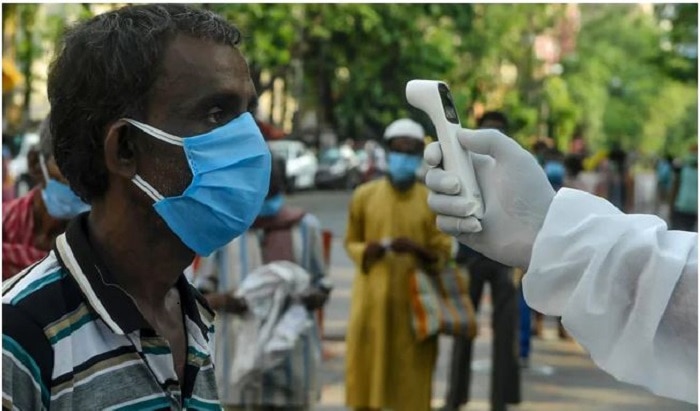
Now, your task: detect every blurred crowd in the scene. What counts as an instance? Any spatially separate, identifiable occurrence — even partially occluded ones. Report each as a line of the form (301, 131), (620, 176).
(528, 131), (698, 232)
(6, 117), (696, 231)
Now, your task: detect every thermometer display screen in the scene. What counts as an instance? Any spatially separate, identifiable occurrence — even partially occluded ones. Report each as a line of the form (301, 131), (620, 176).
(438, 83), (460, 125)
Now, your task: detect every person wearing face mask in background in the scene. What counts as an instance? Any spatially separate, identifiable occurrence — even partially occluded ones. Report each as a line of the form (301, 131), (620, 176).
(2, 115), (89, 280)
(344, 118), (453, 411)
(193, 156), (332, 411)
(3, 5), (272, 409)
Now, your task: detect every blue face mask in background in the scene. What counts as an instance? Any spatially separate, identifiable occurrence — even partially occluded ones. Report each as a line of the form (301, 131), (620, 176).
(124, 112), (272, 256)
(39, 154), (91, 219)
(258, 193), (285, 217)
(387, 152), (422, 183)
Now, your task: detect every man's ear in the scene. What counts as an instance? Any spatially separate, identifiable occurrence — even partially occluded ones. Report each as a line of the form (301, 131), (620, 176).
(103, 121), (137, 179)
(27, 147), (44, 187)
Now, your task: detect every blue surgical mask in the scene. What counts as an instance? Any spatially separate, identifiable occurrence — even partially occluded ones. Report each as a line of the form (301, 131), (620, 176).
(39, 154), (91, 219)
(124, 112), (271, 256)
(387, 152), (422, 183)
(258, 193), (284, 217)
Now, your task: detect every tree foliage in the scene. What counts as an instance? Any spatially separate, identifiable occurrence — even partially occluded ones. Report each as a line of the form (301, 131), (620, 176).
(2, 3), (697, 157)
(561, 5), (697, 155)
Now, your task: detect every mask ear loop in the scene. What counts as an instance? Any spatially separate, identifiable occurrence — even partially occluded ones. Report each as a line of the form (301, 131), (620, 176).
(122, 119), (184, 147)
(121, 118), (180, 203)
(132, 175), (164, 202)
(38, 153), (51, 184)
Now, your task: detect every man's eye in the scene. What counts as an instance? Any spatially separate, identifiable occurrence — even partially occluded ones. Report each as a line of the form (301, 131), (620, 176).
(206, 107), (225, 124)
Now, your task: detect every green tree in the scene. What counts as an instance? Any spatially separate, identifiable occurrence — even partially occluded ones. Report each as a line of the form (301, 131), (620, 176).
(8, 4), (39, 127)
(655, 3), (698, 83)
(213, 4), (468, 141)
(562, 4), (696, 155)
(445, 4), (565, 142)
(6, 3), (694, 157)
(210, 4), (300, 99)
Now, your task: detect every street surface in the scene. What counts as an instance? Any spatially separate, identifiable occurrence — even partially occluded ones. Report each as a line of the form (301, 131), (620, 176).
(286, 183), (694, 411)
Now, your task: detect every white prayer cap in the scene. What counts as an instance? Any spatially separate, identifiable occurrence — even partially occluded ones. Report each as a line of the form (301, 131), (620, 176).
(383, 118), (425, 142)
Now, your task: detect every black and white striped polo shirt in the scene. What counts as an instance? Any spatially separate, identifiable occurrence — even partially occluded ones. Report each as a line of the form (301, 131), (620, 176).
(2, 215), (220, 410)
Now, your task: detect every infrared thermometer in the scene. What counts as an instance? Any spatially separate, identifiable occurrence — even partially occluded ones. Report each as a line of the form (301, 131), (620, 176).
(406, 80), (484, 219)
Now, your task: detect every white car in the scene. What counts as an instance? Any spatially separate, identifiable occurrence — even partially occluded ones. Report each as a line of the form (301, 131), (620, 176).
(268, 140), (318, 191)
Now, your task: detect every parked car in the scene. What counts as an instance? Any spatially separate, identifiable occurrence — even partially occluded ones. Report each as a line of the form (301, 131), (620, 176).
(268, 139), (318, 192)
(315, 147), (362, 190)
(8, 132), (40, 196)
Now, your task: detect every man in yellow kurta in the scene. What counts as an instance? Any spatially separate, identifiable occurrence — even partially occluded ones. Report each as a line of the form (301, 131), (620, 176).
(345, 118), (454, 411)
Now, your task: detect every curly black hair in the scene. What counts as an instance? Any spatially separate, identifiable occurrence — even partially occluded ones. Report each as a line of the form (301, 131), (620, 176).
(48, 4), (242, 202)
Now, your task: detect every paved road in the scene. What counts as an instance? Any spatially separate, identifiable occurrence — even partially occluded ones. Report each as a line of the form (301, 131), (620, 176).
(287, 188), (693, 411)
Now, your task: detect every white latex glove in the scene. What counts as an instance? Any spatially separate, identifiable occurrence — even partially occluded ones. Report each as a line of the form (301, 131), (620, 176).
(424, 129), (555, 268)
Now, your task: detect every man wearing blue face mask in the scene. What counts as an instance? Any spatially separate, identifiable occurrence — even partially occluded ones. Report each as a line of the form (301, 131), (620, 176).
(3, 5), (271, 410)
(344, 118), (454, 411)
(2, 115), (89, 280)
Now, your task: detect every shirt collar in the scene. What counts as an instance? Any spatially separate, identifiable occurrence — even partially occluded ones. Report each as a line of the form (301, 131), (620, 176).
(54, 214), (214, 339)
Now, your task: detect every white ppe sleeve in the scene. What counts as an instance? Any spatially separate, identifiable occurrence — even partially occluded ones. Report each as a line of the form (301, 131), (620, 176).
(523, 188), (698, 404)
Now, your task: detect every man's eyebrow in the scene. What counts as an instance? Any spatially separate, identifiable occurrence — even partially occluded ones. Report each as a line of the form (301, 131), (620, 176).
(170, 91), (244, 116)
(195, 91), (244, 111)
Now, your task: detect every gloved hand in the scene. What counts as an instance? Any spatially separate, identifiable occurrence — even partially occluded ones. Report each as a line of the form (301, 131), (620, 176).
(423, 129), (555, 269)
